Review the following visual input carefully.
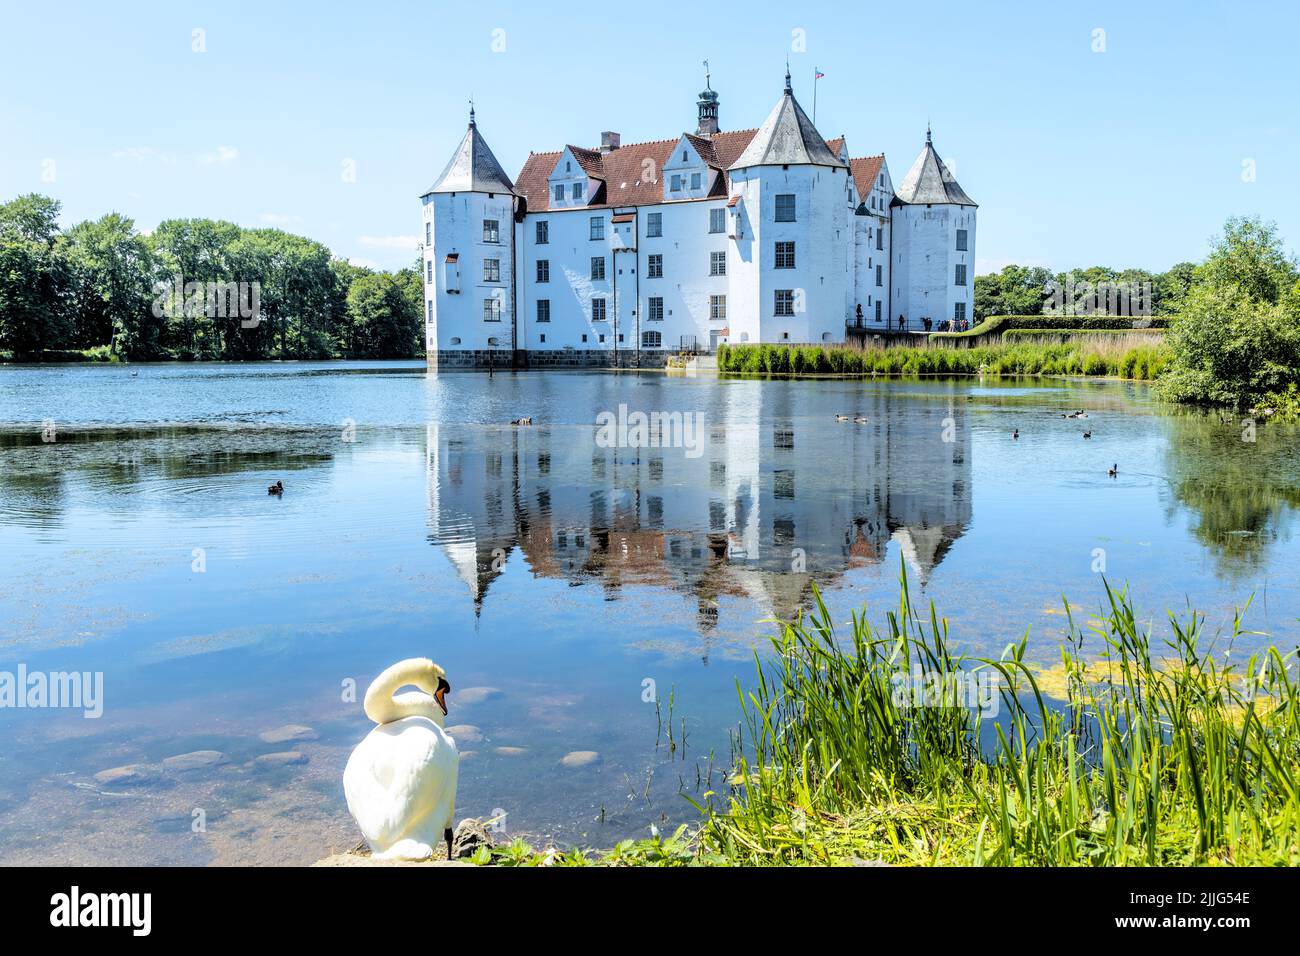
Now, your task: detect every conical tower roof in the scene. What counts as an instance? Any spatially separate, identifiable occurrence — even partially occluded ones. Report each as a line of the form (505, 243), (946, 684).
(728, 72), (845, 170)
(422, 109), (517, 197)
(892, 129), (975, 206)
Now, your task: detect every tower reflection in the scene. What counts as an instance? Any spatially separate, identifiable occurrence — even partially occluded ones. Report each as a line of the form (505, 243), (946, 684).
(426, 385), (972, 631)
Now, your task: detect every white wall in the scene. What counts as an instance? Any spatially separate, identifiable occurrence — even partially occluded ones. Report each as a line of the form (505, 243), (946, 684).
(890, 204), (976, 329)
(425, 190), (516, 353)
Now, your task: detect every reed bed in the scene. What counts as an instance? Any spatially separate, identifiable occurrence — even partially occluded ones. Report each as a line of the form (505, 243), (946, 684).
(698, 568), (1300, 865)
(716, 341), (1169, 380)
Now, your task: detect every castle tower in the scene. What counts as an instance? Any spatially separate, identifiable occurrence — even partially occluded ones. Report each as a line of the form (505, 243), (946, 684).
(889, 127), (977, 331)
(420, 107), (519, 369)
(726, 70), (851, 345)
(696, 64), (719, 136)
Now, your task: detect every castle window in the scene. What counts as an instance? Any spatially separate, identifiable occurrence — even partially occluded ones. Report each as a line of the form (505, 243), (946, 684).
(646, 212), (662, 237)
(774, 241), (795, 269)
(483, 258), (500, 282)
(536, 299), (550, 323)
(774, 290), (795, 316)
(709, 208), (725, 233)
(483, 297), (503, 322)
(426, 260), (433, 283)
(591, 256), (606, 280)
(875, 302), (883, 323)
(539, 333), (546, 343)
(954, 302), (967, 322)
(710, 251), (726, 276)
(592, 298), (607, 321)
(876, 229), (883, 251)
(426, 301), (433, 325)
(554, 184), (564, 201)
(876, 264), (882, 287)
(956, 229), (968, 252)
(425, 222), (431, 245)
(670, 174), (683, 192)
(574, 181), (586, 200)
(648, 297), (664, 321)
(536, 260), (549, 283)
(582, 334), (588, 342)
(710, 295), (726, 320)
(599, 333), (606, 343)
(482, 219), (499, 243)
(642, 330), (662, 349)
(955, 264), (967, 286)
(589, 217), (604, 240)
(648, 254), (663, 278)
(691, 172), (702, 190)
(775, 194), (796, 222)
(536, 220), (549, 244)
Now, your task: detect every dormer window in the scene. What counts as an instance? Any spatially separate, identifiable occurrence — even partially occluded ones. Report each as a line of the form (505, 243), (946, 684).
(574, 181), (585, 200)
(671, 174), (683, 192)
(691, 172), (702, 190)
(554, 184), (564, 202)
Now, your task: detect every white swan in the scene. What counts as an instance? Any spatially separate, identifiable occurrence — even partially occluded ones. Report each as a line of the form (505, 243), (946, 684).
(343, 658), (459, 860)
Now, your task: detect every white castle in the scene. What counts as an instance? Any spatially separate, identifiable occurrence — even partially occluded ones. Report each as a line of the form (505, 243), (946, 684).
(420, 71), (976, 368)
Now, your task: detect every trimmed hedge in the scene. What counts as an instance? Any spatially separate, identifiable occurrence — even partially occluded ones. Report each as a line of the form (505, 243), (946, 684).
(931, 314), (1172, 344)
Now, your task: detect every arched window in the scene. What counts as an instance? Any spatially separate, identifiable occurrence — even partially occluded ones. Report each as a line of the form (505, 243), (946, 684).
(641, 330), (662, 348)
(740, 332), (750, 342)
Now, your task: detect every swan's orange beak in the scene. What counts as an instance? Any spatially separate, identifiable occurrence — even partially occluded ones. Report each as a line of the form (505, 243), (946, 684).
(434, 676), (450, 716)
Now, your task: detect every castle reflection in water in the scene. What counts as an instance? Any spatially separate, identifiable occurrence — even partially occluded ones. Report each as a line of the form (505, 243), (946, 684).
(425, 384), (973, 631)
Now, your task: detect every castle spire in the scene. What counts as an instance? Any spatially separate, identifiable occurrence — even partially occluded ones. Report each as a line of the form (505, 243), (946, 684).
(696, 60), (720, 136)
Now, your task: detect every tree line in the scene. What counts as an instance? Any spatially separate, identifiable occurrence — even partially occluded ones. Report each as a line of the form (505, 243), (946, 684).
(0, 193), (423, 361)
(974, 262), (1197, 320)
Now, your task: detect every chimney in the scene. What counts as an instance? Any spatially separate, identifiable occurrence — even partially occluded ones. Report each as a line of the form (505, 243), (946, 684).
(600, 131), (621, 154)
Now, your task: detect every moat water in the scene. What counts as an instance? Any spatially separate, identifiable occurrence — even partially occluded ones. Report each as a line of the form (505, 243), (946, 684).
(1, 361), (1297, 863)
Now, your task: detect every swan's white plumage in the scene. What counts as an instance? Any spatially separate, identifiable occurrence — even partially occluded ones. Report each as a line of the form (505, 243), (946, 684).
(343, 663), (459, 860)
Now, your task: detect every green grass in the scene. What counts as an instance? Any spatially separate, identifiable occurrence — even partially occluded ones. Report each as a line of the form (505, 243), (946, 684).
(479, 566), (1299, 866)
(716, 341), (1169, 380)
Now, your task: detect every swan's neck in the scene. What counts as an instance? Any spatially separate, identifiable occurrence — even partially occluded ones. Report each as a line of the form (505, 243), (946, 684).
(363, 661), (445, 727)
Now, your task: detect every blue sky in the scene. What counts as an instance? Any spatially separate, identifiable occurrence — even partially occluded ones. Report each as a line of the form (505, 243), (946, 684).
(1, 0), (1295, 274)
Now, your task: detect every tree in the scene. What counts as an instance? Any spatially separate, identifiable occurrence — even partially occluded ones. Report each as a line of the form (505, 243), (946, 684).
(346, 271), (421, 359)
(0, 194), (72, 356)
(1156, 217), (1300, 411)
(61, 213), (161, 357)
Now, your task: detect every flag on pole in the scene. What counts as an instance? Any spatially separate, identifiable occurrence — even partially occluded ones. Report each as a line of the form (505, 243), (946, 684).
(815, 70), (825, 79)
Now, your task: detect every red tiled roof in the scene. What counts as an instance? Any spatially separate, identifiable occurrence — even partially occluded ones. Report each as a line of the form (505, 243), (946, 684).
(515, 129), (759, 213)
(826, 137), (846, 159)
(849, 155), (886, 201)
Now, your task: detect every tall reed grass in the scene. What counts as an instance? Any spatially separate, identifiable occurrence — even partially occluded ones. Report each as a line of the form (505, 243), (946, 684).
(715, 341), (1169, 380)
(699, 566), (1300, 865)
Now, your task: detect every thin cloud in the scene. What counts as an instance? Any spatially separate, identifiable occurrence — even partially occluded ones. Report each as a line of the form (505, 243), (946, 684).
(358, 234), (419, 250)
(200, 145), (239, 165)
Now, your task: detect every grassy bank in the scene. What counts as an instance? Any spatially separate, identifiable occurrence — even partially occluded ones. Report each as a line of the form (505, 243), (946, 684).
(716, 340), (1169, 380)
(467, 569), (1299, 866)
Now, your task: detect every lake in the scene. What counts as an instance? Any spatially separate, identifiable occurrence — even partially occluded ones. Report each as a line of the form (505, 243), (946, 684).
(1, 361), (1297, 864)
